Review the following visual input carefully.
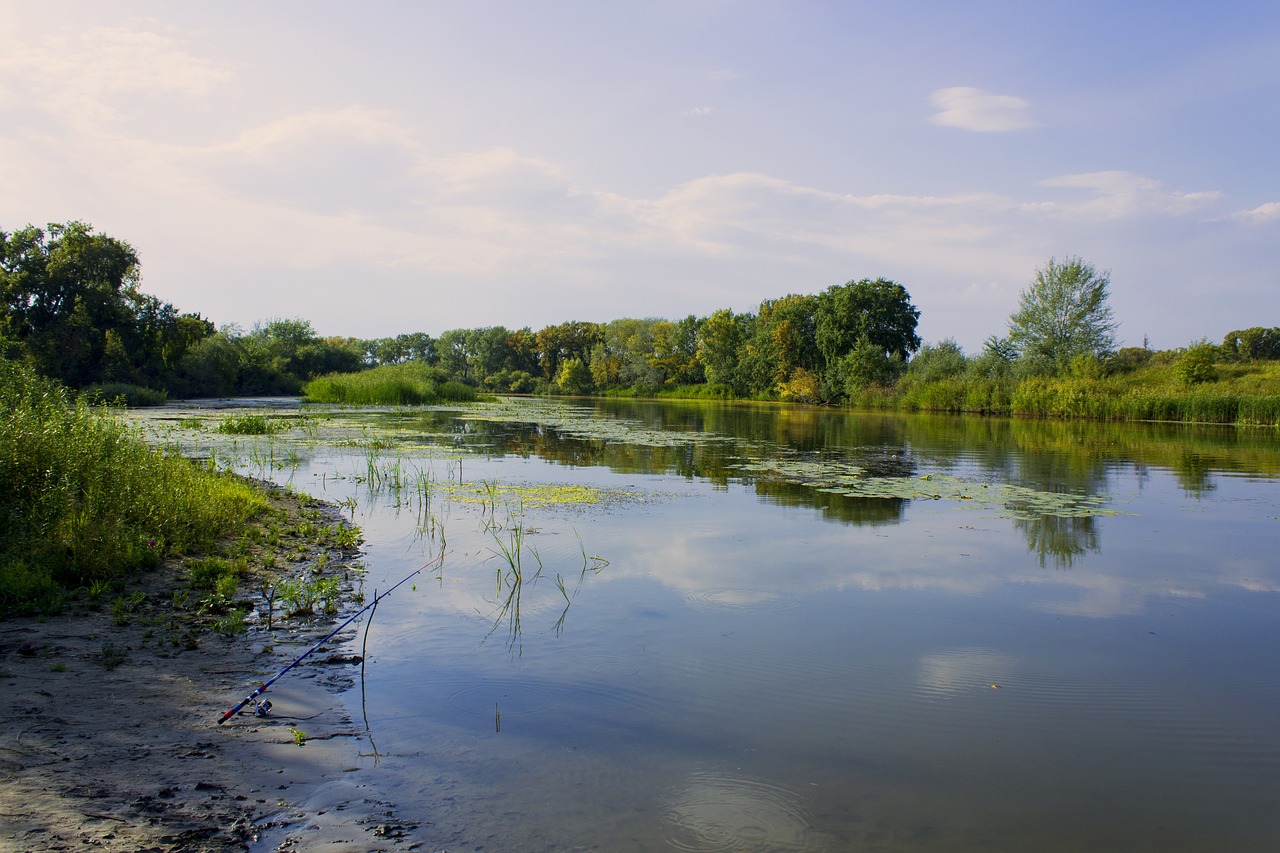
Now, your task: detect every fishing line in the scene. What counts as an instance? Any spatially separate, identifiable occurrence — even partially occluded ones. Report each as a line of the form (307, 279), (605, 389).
(216, 552), (444, 725)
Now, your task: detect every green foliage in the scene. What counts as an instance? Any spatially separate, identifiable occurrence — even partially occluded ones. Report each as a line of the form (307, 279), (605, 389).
(276, 575), (342, 616)
(1, 222), (215, 392)
(1221, 327), (1280, 362)
(80, 382), (169, 407)
(904, 339), (967, 383)
(1006, 257), (1118, 376)
(1110, 346), (1153, 374)
(0, 360), (267, 614)
(815, 278), (921, 366)
(211, 608), (248, 636)
(838, 337), (905, 393)
(1177, 340), (1219, 385)
(214, 413), (282, 435)
(777, 367), (823, 403)
(555, 357), (594, 395)
(535, 321), (604, 382)
(885, 357), (1280, 425)
(303, 362), (479, 405)
(1069, 353), (1107, 380)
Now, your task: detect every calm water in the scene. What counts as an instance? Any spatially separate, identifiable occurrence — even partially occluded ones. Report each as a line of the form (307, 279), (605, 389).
(139, 398), (1280, 851)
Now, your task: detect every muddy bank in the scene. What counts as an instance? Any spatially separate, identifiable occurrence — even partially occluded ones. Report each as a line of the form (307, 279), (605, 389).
(0, 487), (421, 853)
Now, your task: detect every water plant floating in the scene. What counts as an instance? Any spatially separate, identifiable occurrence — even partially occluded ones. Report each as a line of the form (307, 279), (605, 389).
(734, 460), (1120, 520)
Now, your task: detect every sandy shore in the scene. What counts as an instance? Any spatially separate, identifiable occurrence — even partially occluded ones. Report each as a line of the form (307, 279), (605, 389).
(0, 492), (422, 853)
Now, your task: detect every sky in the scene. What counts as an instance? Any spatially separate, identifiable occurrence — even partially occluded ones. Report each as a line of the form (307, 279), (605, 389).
(1, 1), (1277, 352)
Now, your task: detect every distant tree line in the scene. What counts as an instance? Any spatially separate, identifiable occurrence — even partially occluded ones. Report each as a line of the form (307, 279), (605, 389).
(5, 223), (1276, 406)
(2, 221), (926, 403)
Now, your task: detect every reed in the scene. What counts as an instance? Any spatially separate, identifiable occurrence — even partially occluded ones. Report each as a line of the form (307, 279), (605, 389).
(880, 362), (1280, 426)
(303, 362), (481, 405)
(0, 360), (268, 614)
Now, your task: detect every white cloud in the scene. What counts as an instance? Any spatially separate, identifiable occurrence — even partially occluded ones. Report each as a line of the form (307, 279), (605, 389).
(1231, 201), (1280, 224)
(0, 25), (233, 126)
(929, 86), (1036, 132)
(1033, 171), (1222, 219)
(683, 106), (713, 116)
(918, 649), (1018, 696)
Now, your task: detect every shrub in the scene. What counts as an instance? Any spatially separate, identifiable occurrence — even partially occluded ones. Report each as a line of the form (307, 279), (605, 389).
(1177, 341), (1219, 385)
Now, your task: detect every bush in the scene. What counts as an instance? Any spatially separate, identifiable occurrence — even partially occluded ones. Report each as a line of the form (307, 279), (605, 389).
(1177, 341), (1219, 385)
(905, 339), (967, 383)
(1110, 347), (1152, 374)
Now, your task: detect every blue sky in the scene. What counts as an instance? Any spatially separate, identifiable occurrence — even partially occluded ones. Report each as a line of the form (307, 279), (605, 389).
(2, 1), (1276, 351)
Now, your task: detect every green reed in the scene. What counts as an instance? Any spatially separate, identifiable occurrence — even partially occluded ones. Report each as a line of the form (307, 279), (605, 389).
(303, 362), (481, 405)
(0, 361), (268, 614)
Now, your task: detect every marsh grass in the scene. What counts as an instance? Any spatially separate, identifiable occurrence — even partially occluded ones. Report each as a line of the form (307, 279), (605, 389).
(304, 362), (481, 405)
(885, 360), (1280, 425)
(215, 413), (283, 435)
(0, 360), (268, 615)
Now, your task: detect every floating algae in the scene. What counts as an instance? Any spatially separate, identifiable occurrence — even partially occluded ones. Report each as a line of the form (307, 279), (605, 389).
(734, 459), (1120, 520)
(439, 481), (644, 511)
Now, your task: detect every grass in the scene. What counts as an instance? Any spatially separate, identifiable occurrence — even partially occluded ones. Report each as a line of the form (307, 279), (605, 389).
(214, 413), (284, 435)
(303, 362), (481, 405)
(0, 359), (269, 615)
(878, 360), (1280, 425)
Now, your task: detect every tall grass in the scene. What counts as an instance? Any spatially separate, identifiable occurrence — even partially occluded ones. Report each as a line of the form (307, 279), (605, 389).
(304, 362), (480, 405)
(883, 361), (1280, 426)
(0, 360), (268, 614)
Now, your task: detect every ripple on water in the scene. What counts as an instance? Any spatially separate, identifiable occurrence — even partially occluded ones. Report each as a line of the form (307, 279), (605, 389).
(685, 588), (799, 611)
(661, 769), (817, 852)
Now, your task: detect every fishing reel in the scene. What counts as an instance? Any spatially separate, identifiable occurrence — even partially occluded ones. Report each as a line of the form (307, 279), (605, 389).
(254, 698), (273, 717)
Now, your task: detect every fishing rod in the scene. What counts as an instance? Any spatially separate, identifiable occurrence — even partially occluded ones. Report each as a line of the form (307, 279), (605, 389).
(217, 552), (444, 725)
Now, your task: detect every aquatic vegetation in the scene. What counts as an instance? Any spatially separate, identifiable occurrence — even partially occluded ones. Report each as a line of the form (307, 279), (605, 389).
(457, 399), (740, 449)
(215, 413), (284, 435)
(303, 362), (481, 405)
(275, 575), (342, 617)
(445, 481), (631, 511)
(735, 459), (1120, 519)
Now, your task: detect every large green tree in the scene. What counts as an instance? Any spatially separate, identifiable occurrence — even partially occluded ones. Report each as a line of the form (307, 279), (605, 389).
(1005, 257), (1118, 375)
(815, 278), (921, 365)
(1, 222), (140, 385)
(0, 221), (220, 391)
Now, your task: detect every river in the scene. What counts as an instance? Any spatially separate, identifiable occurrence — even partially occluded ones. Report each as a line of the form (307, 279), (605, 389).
(133, 397), (1280, 851)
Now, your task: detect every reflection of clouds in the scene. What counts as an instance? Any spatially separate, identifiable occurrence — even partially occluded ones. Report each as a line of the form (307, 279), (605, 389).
(1028, 575), (1143, 618)
(917, 648), (1018, 696)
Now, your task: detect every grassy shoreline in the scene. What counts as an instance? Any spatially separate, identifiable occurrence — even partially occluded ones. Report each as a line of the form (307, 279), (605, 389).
(853, 360), (1280, 426)
(0, 359), (365, 618)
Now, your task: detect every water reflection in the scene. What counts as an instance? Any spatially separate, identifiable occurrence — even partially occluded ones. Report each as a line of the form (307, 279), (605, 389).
(128, 398), (1280, 851)
(1014, 514), (1100, 569)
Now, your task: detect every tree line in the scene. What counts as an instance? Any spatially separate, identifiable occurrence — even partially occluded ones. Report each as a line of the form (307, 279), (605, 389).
(3, 221), (1276, 405)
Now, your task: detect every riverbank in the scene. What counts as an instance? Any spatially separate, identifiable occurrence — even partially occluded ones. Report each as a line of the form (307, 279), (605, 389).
(0, 487), (417, 853)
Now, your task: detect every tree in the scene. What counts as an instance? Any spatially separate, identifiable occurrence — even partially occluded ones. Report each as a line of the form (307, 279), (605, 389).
(904, 338), (967, 383)
(696, 308), (750, 390)
(815, 278), (921, 367)
(1006, 257), (1118, 376)
(1, 222), (141, 386)
(555, 356), (593, 395)
(534, 321), (602, 382)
